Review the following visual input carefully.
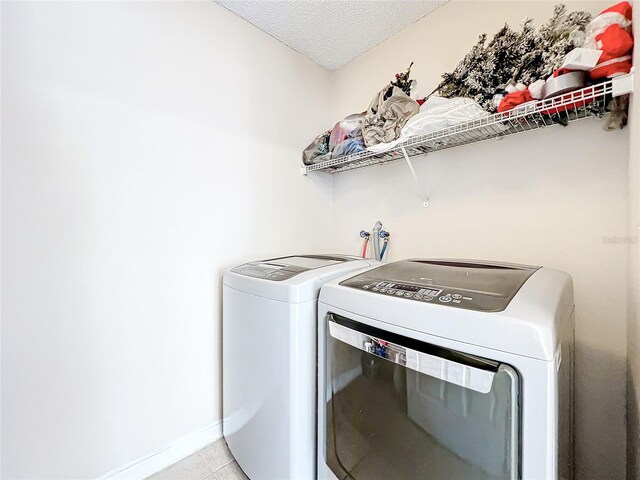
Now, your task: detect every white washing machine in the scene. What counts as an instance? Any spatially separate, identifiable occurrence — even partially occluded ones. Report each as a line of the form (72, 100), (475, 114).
(223, 254), (377, 480)
(317, 259), (575, 480)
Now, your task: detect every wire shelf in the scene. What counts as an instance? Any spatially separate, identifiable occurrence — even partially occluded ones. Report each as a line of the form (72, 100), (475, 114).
(301, 75), (632, 175)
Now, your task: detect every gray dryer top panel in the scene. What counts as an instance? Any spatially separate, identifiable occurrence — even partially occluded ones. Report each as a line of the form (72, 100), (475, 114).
(340, 259), (540, 312)
(231, 255), (357, 281)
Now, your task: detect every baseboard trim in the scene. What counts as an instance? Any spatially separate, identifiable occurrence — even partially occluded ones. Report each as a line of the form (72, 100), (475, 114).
(96, 421), (223, 480)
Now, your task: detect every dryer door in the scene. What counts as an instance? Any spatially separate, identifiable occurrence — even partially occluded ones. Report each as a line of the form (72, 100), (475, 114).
(324, 314), (520, 480)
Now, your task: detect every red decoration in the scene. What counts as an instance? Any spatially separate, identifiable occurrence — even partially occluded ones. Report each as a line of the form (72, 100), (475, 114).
(497, 90), (534, 112)
(587, 1), (633, 79)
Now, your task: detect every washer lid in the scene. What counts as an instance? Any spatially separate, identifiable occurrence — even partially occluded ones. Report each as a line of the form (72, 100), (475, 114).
(231, 255), (354, 281)
(340, 259), (540, 312)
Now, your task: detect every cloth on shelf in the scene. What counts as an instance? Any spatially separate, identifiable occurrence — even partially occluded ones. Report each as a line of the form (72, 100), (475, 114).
(329, 113), (366, 159)
(497, 90), (534, 112)
(363, 86), (419, 147)
(305, 152), (332, 165)
(583, 1), (633, 79)
(332, 137), (366, 158)
(365, 96), (490, 153)
(365, 137), (405, 154)
(329, 114), (364, 149)
(400, 96), (489, 138)
(302, 130), (331, 165)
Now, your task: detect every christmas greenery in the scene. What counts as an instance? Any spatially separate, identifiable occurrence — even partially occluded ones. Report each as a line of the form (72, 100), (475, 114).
(437, 4), (592, 112)
(390, 62), (415, 96)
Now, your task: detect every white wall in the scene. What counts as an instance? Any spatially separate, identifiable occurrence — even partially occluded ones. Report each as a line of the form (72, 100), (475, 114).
(1, 1), (332, 478)
(627, 2), (640, 478)
(330, 2), (629, 479)
(2, 1), (636, 479)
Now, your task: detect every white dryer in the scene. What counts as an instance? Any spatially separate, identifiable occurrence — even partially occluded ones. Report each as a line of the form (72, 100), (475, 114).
(317, 259), (575, 480)
(223, 254), (376, 480)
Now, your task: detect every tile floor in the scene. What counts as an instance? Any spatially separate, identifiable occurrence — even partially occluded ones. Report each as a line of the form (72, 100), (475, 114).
(146, 439), (247, 480)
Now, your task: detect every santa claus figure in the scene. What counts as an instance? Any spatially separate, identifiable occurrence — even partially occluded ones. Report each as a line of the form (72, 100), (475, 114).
(583, 1), (634, 79)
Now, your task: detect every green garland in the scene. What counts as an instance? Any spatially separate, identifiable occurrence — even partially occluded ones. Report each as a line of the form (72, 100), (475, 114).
(437, 5), (592, 112)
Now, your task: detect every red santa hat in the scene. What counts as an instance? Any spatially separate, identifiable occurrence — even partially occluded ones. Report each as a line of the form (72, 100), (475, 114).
(598, 1), (632, 28)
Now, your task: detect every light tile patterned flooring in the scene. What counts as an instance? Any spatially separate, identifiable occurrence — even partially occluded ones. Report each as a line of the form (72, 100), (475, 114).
(146, 439), (247, 480)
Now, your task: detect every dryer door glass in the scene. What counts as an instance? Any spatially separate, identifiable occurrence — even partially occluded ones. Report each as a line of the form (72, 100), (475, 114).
(324, 315), (520, 480)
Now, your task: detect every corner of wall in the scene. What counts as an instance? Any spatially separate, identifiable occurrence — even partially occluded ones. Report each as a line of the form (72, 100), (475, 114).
(328, 67), (338, 251)
(627, 2), (640, 478)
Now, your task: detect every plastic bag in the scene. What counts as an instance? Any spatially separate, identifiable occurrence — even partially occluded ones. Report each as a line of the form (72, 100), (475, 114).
(332, 137), (366, 158)
(329, 114), (364, 147)
(302, 130), (330, 165)
(330, 113), (365, 159)
(400, 96), (489, 138)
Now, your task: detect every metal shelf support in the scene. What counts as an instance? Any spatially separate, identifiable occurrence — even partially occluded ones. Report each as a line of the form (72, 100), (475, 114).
(400, 146), (429, 207)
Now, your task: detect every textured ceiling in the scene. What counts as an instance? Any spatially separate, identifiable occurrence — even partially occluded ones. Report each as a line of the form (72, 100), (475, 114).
(215, 1), (448, 70)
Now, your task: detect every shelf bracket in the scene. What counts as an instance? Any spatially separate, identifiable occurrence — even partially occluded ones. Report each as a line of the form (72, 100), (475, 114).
(400, 147), (429, 207)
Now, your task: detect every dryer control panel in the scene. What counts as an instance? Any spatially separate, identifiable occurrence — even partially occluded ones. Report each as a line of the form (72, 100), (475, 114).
(340, 259), (540, 312)
(355, 280), (476, 306)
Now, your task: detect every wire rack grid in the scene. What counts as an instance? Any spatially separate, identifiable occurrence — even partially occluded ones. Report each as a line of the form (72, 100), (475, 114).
(302, 78), (625, 175)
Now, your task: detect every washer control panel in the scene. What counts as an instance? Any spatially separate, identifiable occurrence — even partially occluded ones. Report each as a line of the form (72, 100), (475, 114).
(360, 281), (474, 306)
(231, 262), (306, 281)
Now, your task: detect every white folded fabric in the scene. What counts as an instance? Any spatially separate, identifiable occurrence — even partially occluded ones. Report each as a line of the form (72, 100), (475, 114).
(399, 96), (489, 139)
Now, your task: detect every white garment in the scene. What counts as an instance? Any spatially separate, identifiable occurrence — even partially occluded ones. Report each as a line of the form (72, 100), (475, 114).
(399, 96), (489, 139)
(366, 137), (405, 153)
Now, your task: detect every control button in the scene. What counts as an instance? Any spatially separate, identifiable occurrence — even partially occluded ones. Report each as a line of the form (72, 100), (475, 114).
(387, 289), (396, 294)
(380, 288), (387, 293)
(372, 287), (379, 291)
(414, 294), (423, 300)
(395, 291), (403, 296)
(452, 294), (462, 299)
(363, 285), (370, 289)
(404, 293), (413, 297)
(439, 296), (452, 303)
(423, 296), (434, 301)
